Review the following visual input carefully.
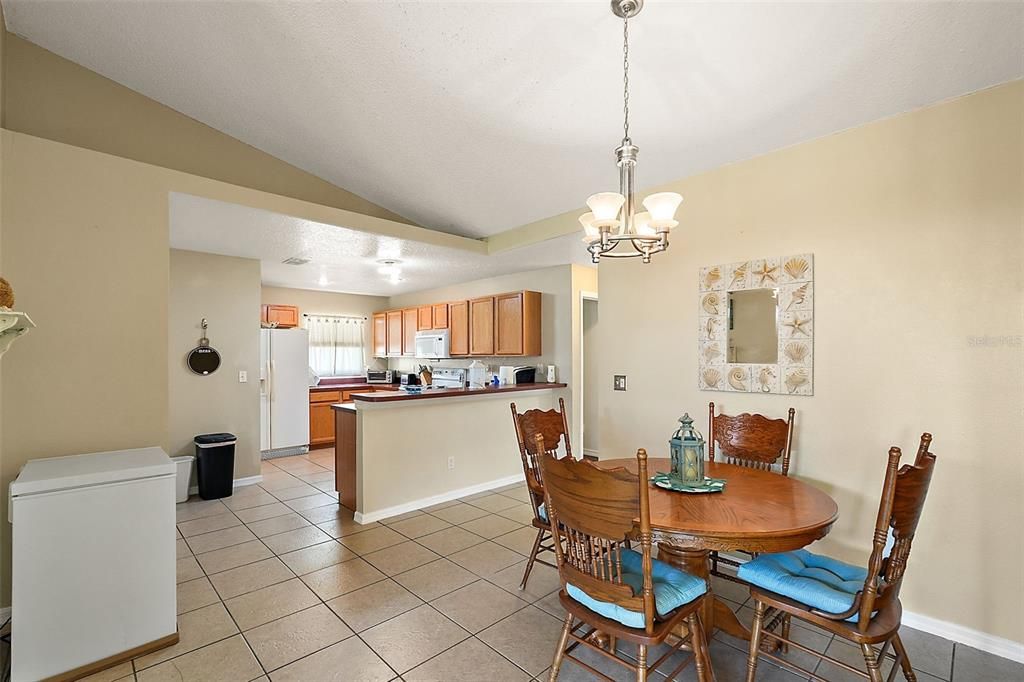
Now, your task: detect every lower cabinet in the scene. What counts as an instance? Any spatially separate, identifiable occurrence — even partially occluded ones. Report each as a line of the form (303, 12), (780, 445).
(335, 408), (357, 510)
(309, 387), (375, 449)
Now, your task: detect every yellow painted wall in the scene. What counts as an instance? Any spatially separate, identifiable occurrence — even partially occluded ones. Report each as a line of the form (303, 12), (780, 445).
(2, 33), (414, 226)
(170, 250), (262, 480)
(592, 82), (1022, 643)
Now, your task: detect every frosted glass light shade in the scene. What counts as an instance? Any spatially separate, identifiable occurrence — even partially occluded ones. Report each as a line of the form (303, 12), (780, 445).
(633, 211), (656, 237)
(643, 192), (683, 229)
(587, 192), (625, 227)
(578, 212), (601, 242)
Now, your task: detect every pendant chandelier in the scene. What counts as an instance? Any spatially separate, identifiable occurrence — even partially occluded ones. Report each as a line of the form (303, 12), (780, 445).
(581, 0), (682, 264)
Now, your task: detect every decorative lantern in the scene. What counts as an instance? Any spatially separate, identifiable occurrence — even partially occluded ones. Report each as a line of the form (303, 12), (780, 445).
(670, 414), (705, 483)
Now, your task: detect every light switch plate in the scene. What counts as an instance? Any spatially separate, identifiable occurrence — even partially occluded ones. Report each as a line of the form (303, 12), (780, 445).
(614, 375), (627, 391)
(238, 371), (248, 383)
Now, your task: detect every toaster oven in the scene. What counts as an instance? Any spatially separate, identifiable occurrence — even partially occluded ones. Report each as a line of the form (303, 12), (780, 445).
(366, 369), (394, 384)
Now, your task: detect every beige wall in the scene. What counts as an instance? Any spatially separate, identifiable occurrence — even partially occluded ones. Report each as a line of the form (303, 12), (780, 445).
(593, 82), (1023, 643)
(261, 286), (389, 372)
(170, 250), (262, 480)
(569, 265), (599, 452)
(2, 34), (413, 226)
(582, 298), (600, 453)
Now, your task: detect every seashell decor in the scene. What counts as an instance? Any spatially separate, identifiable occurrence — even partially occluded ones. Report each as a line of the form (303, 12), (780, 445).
(698, 253), (813, 395)
(702, 368), (722, 389)
(701, 293), (720, 315)
(0, 277), (13, 310)
(784, 257), (810, 281)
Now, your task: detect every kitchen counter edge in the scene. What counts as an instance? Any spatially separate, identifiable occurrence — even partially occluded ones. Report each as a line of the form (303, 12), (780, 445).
(331, 382), (567, 406)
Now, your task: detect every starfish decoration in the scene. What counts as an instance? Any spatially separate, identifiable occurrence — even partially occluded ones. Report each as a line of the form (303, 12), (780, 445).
(783, 315), (811, 337)
(754, 261), (779, 285)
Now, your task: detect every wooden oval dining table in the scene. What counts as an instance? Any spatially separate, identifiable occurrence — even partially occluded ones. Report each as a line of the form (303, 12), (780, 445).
(596, 457), (839, 642)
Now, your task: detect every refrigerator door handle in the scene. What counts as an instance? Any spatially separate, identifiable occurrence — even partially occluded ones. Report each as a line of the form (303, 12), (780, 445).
(269, 360), (275, 402)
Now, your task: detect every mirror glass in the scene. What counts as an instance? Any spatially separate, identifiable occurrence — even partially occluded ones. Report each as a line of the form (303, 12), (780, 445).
(728, 289), (778, 364)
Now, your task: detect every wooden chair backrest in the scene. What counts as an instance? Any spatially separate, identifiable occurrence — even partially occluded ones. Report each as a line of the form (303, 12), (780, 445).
(856, 433), (937, 629)
(537, 439), (658, 634)
(510, 398), (573, 519)
(708, 401), (796, 475)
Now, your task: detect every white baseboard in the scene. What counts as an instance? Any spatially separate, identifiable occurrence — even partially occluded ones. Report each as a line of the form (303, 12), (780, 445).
(187, 474), (263, 496)
(355, 472), (525, 524)
(901, 609), (1024, 664)
(583, 448), (600, 458)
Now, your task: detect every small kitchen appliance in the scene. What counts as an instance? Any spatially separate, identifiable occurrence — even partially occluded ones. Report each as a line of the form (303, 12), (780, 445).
(366, 368), (393, 384)
(513, 366), (537, 384)
(430, 367), (467, 389)
(498, 366), (515, 385)
(414, 329), (451, 359)
(546, 365), (557, 383)
(400, 373), (420, 386)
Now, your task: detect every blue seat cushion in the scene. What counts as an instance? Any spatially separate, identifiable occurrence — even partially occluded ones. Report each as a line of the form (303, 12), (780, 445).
(566, 549), (706, 629)
(737, 549), (869, 618)
(537, 502), (548, 523)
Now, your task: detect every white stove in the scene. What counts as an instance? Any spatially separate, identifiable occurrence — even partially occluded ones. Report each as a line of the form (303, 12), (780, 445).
(430, 367), (467, 389)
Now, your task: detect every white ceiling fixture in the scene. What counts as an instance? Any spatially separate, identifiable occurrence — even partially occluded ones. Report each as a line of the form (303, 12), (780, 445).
(168, 193), (592, 297)
(6, 2), (1021, 238)
(582, 0), (682, 264)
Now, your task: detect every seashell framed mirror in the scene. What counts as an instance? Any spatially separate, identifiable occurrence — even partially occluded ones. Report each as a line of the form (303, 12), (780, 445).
(698, 254), (813, 396)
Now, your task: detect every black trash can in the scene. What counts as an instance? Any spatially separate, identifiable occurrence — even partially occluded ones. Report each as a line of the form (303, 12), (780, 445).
(194, 432), (237, 500)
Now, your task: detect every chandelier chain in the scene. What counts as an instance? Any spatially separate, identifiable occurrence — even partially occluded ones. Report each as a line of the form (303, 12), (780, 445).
(622, 15), (630, 142)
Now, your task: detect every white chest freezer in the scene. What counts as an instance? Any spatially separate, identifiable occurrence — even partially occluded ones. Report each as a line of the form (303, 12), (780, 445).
(10, 447), (178, 681)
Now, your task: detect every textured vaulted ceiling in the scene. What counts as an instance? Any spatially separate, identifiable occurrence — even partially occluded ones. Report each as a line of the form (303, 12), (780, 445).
(5, 1), (1022, 238)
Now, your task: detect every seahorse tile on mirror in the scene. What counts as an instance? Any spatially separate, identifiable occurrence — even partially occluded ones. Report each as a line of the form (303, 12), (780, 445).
(754, 365), (780, 394)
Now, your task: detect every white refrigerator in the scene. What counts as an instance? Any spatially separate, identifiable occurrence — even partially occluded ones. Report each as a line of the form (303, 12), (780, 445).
(260, 328), (311, 456)
(10, 447), (177, 681)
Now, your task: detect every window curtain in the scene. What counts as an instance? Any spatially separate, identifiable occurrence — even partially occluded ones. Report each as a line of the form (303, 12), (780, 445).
(305, 315), (366, 377)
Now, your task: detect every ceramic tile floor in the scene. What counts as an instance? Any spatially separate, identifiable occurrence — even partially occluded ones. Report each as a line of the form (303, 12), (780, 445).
(56, 450), (1024, 681)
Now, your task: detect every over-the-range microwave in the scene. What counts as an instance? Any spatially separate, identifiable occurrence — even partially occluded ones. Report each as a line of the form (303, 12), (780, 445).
(415, 329), (451, 359)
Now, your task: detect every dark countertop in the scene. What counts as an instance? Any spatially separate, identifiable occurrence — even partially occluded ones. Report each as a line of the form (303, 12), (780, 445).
(337, 382), (568, 404)
(310, 382), (389, 393)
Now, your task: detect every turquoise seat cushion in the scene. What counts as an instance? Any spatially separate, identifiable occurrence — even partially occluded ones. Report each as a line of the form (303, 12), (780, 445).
(566, 549), (706, 629)
(537, 502), (548, 522)
(737, 549), (868, 617)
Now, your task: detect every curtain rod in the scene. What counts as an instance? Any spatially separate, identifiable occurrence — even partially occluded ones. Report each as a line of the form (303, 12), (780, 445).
(303, 313), (367, 320)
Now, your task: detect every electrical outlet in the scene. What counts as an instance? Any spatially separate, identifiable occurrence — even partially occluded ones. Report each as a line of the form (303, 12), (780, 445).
(447, 456), (455, 470)
(238, 371), (248, 383)
(614, 375), (627, 391)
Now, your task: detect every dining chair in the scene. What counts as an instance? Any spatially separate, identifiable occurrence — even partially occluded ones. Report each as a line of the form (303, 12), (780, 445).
(509, 398), (574, 590)
(538, 438), (714, 682)
(707, 401), (796, 581)
(740, 433), (937, 682)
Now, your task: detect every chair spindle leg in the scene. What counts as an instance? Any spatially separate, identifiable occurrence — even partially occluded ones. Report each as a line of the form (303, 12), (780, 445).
(861, 642), (884, 682)
(520, 527), (546, 590)
(746, 600), (767, 682)
(890, 633), (918, 682)
(548, 612), (573, 682)
(636, 643), (647, 682)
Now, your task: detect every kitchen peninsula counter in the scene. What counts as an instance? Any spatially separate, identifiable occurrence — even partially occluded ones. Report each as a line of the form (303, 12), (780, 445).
(350, 382), (566, 403)
(331, 382), (568, 521)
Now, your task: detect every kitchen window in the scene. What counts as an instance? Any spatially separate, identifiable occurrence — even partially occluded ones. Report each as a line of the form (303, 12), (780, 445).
(305, 314), (365, 377)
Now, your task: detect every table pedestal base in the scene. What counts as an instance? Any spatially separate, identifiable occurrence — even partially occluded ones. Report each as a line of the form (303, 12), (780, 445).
(656, 543), (752, 642)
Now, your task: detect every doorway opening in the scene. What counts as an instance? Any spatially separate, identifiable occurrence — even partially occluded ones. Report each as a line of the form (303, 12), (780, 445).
(580, 293), (599, 458)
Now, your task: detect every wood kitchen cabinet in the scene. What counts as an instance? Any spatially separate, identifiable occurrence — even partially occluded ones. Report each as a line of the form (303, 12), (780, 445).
(469, 296), (495, 355)
(309, 390), (342, 448)
(261, 304), (299, 328)
(386, 310), (403, 356)
(417, 306), (433, 330)
(449, 300), (469, 356)
(495, 291), (542, 356)
(432, 303), (449, 329)
(372, 313), (387, 358)
(402, 308), (418, 356)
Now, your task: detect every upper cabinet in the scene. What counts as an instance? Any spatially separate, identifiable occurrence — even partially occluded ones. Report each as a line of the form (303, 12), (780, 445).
(417, 305), (433, 331)
(432, 303), (448, 330)
(261, 304), (299, 328)
(495, 291), (541, 356)
(449, 301), (469, 355)
(469, 296), (495, 356)
(386, 310), (403, 356)
(372, 290), (541, 358)
(371, 313), (387, 358)
(402, 308), (418, 356)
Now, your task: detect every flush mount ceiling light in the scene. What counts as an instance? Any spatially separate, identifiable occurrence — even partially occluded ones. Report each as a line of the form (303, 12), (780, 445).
(376, 259), (403, 284)
(581, 0), (683, 264)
